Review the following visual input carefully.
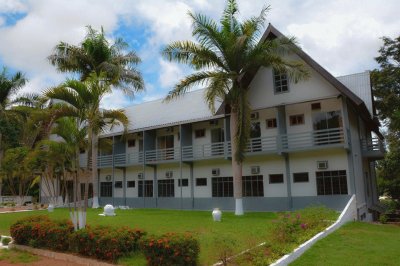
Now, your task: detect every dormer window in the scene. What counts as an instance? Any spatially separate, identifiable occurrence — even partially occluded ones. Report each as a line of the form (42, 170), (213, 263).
(274, 70), (289, 94)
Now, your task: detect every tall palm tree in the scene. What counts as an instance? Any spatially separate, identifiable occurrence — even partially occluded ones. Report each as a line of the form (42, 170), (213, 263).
(48, 26), (144, 94)
(0, 67), (27, 152)
(48, 26), (143, 208)
(45, 72), (129, 208)
(162, 0), (309, 215)
(0, 67), (27, 198)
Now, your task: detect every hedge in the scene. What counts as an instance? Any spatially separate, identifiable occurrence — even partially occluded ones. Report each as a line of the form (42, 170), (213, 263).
(141, 233), (200, 266)
(10, 216), (200, 265)
(69, 225), (145, 261)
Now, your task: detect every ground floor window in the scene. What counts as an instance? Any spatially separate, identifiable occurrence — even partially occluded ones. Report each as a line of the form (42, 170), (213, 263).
(100, 182), (112, 197)
(158, 179), (175, 197)
(242, 175), (264, 197)
(138, 180), (153, 197)
(316, 170), (348, 195)
(212, 177), (233, 197)
(178, 179), (189, 187)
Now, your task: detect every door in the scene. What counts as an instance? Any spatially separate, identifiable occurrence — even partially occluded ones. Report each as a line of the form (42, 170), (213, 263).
(158, 135), (174, 160)
(250, 122), (261, 152)
(211, 128), (224, 156)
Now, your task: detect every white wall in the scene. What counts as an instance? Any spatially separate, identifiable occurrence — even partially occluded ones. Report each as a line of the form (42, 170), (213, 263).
(290, 149), (349, 197)
(248, 53), (340, 110)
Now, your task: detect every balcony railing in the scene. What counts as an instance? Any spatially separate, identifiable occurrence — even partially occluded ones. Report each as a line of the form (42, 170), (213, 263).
(82, 128), (346, 167)
(145, 147), (181, 163)
(281, 127), (344, 151)
(361, 138), (385, 159)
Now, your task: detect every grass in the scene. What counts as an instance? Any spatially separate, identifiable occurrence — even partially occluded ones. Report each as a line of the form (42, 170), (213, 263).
(0, 208), (277, 265)
(291, 222), (400, 266)
(0, 248), (39, 264)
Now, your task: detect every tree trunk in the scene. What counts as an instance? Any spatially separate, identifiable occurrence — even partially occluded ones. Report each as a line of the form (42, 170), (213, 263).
(91, 131), (100, 208)
(230, 109), (244, 215)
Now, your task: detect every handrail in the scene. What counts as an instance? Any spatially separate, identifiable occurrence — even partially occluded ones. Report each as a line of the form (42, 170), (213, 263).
(145, 147), (181, 162)
(281, 127), (344, 150)
(361, 138), (385, 153)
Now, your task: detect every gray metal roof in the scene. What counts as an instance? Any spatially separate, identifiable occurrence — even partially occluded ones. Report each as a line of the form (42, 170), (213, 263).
(336, 71), (373, 116)
(103, 89), (223, 136)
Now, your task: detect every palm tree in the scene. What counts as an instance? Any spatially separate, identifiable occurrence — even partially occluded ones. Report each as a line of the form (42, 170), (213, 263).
(48, 26), (144, 94)
(48, 26), (143, 208)
(0, 67), (27, 152)
(162, 0), (309, 215)
(0, 67), (27, 198)
(45, 72), (129, 208)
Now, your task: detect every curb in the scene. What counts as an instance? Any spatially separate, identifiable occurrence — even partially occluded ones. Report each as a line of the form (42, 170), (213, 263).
(9, 244), (114, 266)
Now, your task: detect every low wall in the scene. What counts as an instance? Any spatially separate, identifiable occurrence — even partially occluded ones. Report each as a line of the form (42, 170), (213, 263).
(0, 196), (32, 204)
(99, 195), (351, 211)
(270, 194), (357, 266)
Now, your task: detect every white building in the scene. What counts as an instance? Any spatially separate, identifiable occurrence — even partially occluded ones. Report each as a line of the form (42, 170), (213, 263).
(43, 25), (384, 220)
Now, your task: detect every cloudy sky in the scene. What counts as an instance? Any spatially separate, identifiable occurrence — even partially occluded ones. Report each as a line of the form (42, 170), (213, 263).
(0, 0), (399, 109)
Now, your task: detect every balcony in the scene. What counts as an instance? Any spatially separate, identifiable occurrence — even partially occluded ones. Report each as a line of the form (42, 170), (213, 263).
(281, 127), (344, 152)
(145, 147), (181, 163)
(361, 138), (385, 159)
(85, 128), (346, 167)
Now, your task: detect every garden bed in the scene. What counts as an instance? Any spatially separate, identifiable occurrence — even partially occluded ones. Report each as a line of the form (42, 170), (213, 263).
(2, 207), (338, 265)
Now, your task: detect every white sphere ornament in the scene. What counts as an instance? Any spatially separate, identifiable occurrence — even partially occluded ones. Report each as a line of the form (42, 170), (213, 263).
(47, 204), (54, 212)
(212, 208), (222, 222)
(103, 204), (116, 216)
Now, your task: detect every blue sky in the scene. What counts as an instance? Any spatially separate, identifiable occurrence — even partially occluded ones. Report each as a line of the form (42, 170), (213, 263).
(0, 0), (399, 109)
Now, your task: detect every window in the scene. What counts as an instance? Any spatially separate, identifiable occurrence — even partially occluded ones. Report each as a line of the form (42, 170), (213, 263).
(115, 181), (122, 188)
(316, 170), (348, 195)
(100, 182), (112, 197)
(195, 129), (205, 138)
(138, 180), (153, 197)
(128, 139), (136, 147)
(311, 102), (321, 110)
(269, 174), (284, 184)
(274, 70), (289, 93)
(196, 178), (207, 186)
(312, 111), (343, 145)
(178, 179), (189, 187)
(212, 177), (233, 197)
(127, 181), (135, 188)
(293, 172), (309, 183)
(242, 175), (264, 197)
(158, 179), (175, 197)
(289, 114), (304, 126)
(266, 118), (277, 129)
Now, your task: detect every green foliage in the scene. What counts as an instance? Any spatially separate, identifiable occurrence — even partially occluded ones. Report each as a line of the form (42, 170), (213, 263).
(1, 237), (11, 246)
(379, 214), (388, 224)
(141, 233), (200, 266)
(69, 225), (145, 262)
(10, 215), (73, 251)
(162, 0), (309, 163)
(371, 35), (400, 201)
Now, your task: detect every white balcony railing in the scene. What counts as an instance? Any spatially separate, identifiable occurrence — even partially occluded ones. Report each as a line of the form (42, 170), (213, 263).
(81, 128), (346, 167)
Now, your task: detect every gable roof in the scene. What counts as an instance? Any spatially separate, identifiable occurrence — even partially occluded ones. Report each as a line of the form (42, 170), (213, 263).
(227, 23), (382, 138)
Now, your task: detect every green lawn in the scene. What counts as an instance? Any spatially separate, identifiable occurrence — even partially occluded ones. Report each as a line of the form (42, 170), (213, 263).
(0, 208), (277, 265)
(291, 222), (400, 266)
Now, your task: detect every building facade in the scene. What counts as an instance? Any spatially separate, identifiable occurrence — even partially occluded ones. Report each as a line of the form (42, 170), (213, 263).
(42, 25), (384, 220)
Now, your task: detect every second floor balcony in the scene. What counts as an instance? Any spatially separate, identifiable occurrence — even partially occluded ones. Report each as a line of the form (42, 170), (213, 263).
(80, 127), (382, 168)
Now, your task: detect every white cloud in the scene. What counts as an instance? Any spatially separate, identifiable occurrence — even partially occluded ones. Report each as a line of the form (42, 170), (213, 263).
(0, 0), (27, 13)
(0, 0), (399, 106)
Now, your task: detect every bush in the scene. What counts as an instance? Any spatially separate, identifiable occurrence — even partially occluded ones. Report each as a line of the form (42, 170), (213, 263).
(69, 225), (145, 262)
(2, 237), (11, 246)
(271, 206), (336, 245)
(379, 214), (388, 224)
(10, 215), (74, 251)
(141, 233), (200, 266)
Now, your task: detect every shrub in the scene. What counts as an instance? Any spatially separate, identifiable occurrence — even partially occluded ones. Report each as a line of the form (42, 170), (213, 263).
(2, 237), (11, 246)
(141, 233), (200, 266)
(271, 206), (336, 245)
(379, 214), (388, 224)
(10, 215), (74, 251)
(69, 225), (145, 262)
